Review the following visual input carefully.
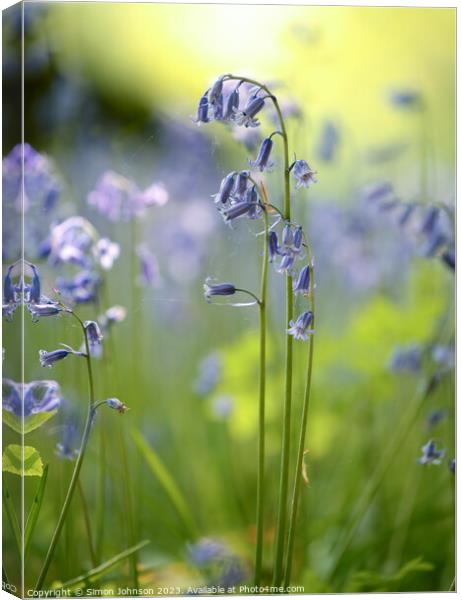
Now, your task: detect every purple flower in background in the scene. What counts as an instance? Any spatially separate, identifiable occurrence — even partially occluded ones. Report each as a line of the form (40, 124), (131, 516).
(56, 418), (79, 460)
(2, 143), (62, 259)
(137, 244), (161, 287)
(316, 120), (340, 162)
(389, 89), (422, 108)
(417, 439), (445, 465)
(287, 310), (314, 341)
(93, 238), (120, 271)
(389, 344), (422, 373)
(3, 378), (62, 417)
(99, 305), (127, 333)
(194, 353), (222, 396)
(47, 217), (97, 268)
(88, 171), (168, 221)
(187, 538), (227, 566)
(212, 395), (234, 420)
(56, 270), (100, 304)
(292, 160), (317, 189)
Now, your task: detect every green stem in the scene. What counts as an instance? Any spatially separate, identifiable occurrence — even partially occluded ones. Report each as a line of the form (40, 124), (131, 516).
(77, 480), (97, 568)
(255, 204), (269, 586)
(223, 75), (294, 586)
(34, 314), (96, 590)
(284, 263), (315, 587)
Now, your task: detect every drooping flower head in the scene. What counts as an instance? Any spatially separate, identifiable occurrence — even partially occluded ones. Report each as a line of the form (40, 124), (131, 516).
(106, 398), (129, 414)
(233, 95), (265, 128)
(292, 159), (317, 189)
(287, 310), (314, 341)
(249, 137), (274, 172)
(39, 346), (84, 368)
(204, 279), (236, 302)
(417, 439), (445, 465)
(293, 264), (311, 295)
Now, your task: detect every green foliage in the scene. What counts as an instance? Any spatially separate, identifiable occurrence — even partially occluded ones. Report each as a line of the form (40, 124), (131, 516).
(2, 444), (44, 477)
(2, 408), (59, 435)
(345, 557), (434, 592)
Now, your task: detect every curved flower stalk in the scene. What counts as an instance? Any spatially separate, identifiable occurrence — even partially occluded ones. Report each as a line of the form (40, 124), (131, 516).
(195, 74), (317, 587)
(2, 263), (128, 590)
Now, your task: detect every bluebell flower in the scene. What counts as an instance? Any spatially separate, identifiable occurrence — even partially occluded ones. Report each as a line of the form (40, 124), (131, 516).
(277, 254), (295, 275)
(99, 305), (127, 333)
(398, 204), (416, 227)
(56, 270), (100, 304)
(204, 279), (236, 301)
(417, 439), (445, 465)
(48, 216), (96, 268)
(249, 137), (274, 172)
(194, 353), (222, 396)
(441, 249), (455, 271)
(431, 344), (455, 370)
(56, 419), (79, 460)
(3, 378), (61, 416)
(292, 160), (317, 189)
(317, 120), (339, 162)
(233, 96), (265, 128)
(293, 265), (311, 295)
(213, 172), (237, 205)
(426, 409), (448, 429)
(209, 77), (224, 105)
(449, 458), (456, 474)
(389, 89), (422, 108)
(137, 244), (161, 287)
(28, 303), (63, 323)
(287, 310), (314, 341)
(221, 201), (253, 223)
(3, 265), (15, 304)
(84, 321), (103, 346)
(194, 92), (210, 124)
(219, 559), (246, 587)
(93, 238), (120, 271)
(187, 538), (227, 566)
(421, 232), (447, 258)
(389, 344), (422, 373)
(39, 346), (83, 368)
(106, 398), (129, 414)
(233, 171), (249, 199)
(212, 395), (234, 420)
(362, 182), (394, 204)
(282, 223), (294, 248)
(245, 186), (263, 220)
(420, 206), (439, 235)
(212, 93), (224, 120)
(224, 86), (240, 120)
(3, 303), (17, 322)
(268, 231), (280, 262)
(88, 172), (168, 221)
(29, 264), (41, 303)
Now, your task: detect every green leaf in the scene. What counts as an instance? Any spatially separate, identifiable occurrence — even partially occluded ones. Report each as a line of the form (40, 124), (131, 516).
(2, 408), (58, 435)
(2, 476), (22, 560)
(25, 464), (49, 558)
(55, 540), (150, 590)
(131, 428), (197, 539)
(2, 445), (44, 477)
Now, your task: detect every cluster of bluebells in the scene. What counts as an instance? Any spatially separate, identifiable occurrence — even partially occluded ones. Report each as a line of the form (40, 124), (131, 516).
(197, 75), (317, 341)
(39, 216), (119, 304)
(87, 170), (168, 222)
(2, 143), (64, 260)
(186, 538), (246, 588)
(363, 182), (455, 271)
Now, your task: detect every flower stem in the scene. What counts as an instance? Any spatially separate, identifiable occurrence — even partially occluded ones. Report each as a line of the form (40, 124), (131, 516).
(255, 197), (269, 586)
(78, 479), (97, 567)
(34, 314), (96, 590)
(283, 263), (315, 587)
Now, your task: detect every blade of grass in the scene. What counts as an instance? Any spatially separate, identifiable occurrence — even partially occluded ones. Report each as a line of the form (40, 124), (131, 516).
(58, 540), (150, 590)
(131, 428), (197, 539)
(2, 476), (22, 561)
(24, 465), (49, 559)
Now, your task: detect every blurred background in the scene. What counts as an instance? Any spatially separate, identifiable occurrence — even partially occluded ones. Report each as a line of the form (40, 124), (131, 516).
(2, 2), (455, 594)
